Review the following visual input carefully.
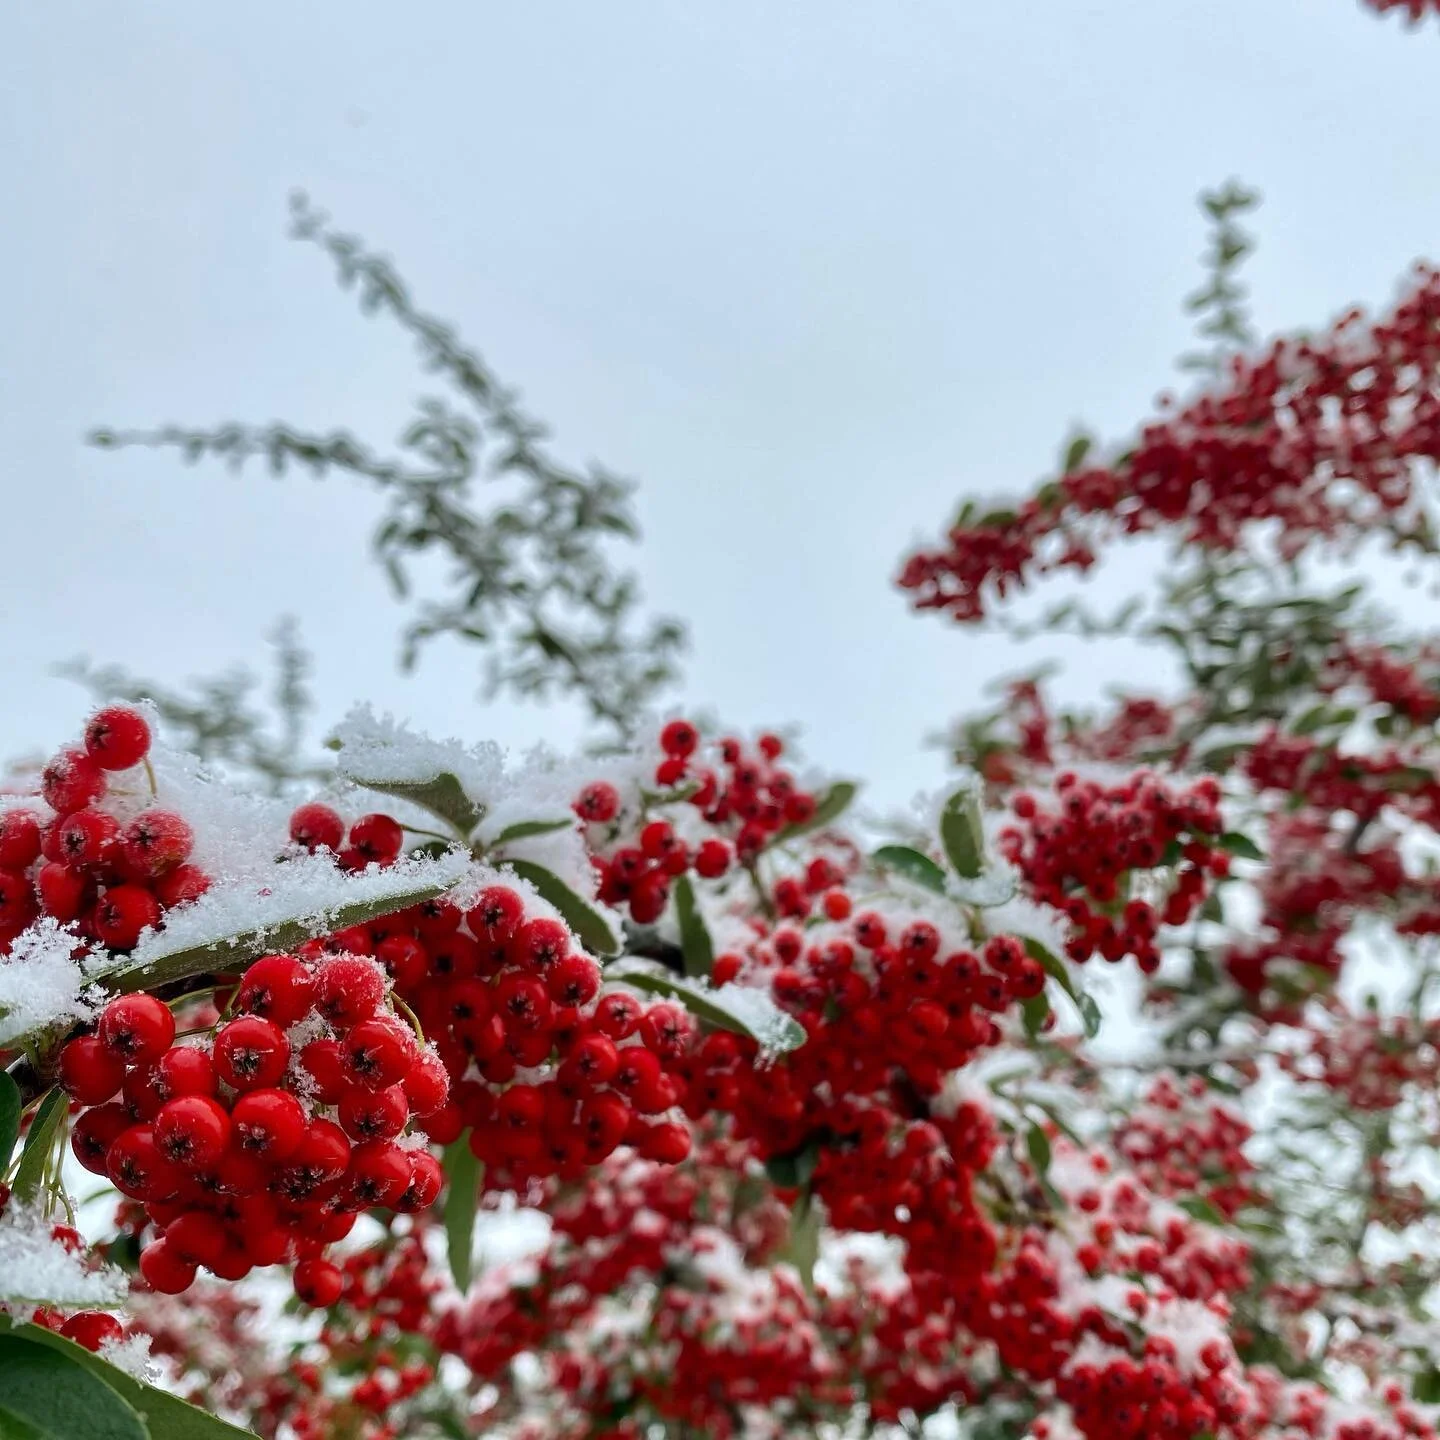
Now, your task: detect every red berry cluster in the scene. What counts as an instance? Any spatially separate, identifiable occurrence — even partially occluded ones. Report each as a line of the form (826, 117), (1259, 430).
(285, 809), (699, 1186)
(0, 707), (209, 954)
(288, 802), (405, 870)
(999, 772), (1227, 972)
(1364, 0), (1440, 20)
(577, 722), (822, 925)
(60, 956), (447, 1305)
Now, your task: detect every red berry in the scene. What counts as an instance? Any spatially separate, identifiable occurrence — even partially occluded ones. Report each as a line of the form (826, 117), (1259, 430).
(401, 1049), (450, 1116)
(758, 733), (784, 760)
(0, 809), (42, 869)
(277, 1120), (351, 1200)
(56, 809), (121, 870)
(139, 1238), (196, 1294)
(107, 1125), (180, 1201)
(512, 917), (569, 974)
(0, 868), (38, 931)
(341, 1017), (416, 1090)
(152, 864), (211, 908)
(213, 1016), (289, 1091)
(348, 813), (405, 866)
(660, 720), (699, 757)
(236, 954), (316, 1026)
(70, 1103), (131, 1175)
(467, 886), (526, 943)
(84, 707), (151, 771)
(36, 862), (88, 922)
(574, 782), (621, 823)
(154, 1094), (231, 1167)
(640, 820), (677, 860)
(94, 885), (162, 950)
(150, 1045), (218, 1102)
(231, 1088), (307, 1161)
(346, 1139), (412, 1207)
(289, 802), (345, 852)
(694, 839), (731, 878)
(315, 955), (387, 1027)
(99, 994), (175, 1065)
(375, 934), (428, 988)
(59, 1035), (126, 1105)
(59, 1310), (124, 1352)
(396, 1150), (444, 1211)
(41, 747), (106, 815)
(546, 953), (600, 1008)
(293, 1257), (343, 1308)
(299, 1038), (348, 1103)
(637, 1120), (692, 1164)
(120, 810), (193, 879)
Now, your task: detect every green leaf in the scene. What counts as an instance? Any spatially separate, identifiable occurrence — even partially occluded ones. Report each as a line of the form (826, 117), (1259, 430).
(1025, 1122), (1052, 1177)
(442, 1141), (480, 1294)
(487, 817), (573, 847)
(605, 959), (807, 1053)
(13, 1091), (65, 1203)
(504, 859), (621, 957)
(939, 780), (985, 879)
(1196, 742), (1249, 773)
(1291, 704), (1330, 736)
(782, 1189), (821, 1295)
(673, 876), (714, 979)
(1414, 1367), (1440, 1405)
(345, 770), (482, 839)
(1218, 831), (1265, 862)
(0, 1336), (148, 1440)
(1062, 432), (1093, 473)
(0, 1322), (256, 1439)
(872, 845), (947, 895)
(94, 876), (458, 996)
(764, 1143), (820, 1190)
(0, 1072), (20, 1170)
(1023, 941), (1101, 1039)
(771, 781), (857, 846)
(1021, 993), (1050, 1039)
(1176, 1195), (1227, 1225)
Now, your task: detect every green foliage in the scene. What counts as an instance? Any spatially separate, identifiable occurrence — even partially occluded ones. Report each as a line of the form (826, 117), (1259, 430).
(0, 1335), (148, 1440)
(504, 859), (622, 957)
(673, 875), (715, 979)
(1179, 178), (1261, 376)
(442, 1142), (481, 1294)
(90, 194), (686, 740)
(770, 781), (858, 846)
(0, 1073), (19, 1174)
(12, 1090), (65, 1203)
(605, 958), (807, 1052)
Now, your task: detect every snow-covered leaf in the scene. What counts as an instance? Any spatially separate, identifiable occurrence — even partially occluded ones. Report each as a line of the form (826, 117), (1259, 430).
(0, 1210), (128, 1309)
(939, 776), (985, 879)
(872, 845), (947, 894)
(673, 876), (714, 979)
(1024, 939), (1101, 1039)
(605, 959), (806, 1054)
(504, 859), (621, 958)
(347, 772), (482, 839)
(94, 853), (469, 997)
(488, 817), (573, 848)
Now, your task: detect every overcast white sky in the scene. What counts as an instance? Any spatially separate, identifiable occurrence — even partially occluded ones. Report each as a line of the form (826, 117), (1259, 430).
(3, 1), (1439, 807)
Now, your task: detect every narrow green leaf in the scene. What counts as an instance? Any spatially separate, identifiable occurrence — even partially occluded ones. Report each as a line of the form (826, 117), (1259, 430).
(1218, 831), (1265, 862)
(764, 1143), (820, 1190)
(488, 817), (573, 847)
(1021, 993), (1050, 1039)
(13, 1091), (65, 1203)
(95, 879), (456, 996)
(1022, 941), (1101, 1038)
(1062, 432), (1093, 473)
(1413, 1367), (1440, 1405)
(0, 1322), (256, 1439)
(673, 876), (714, 979)
(1291, 704), (1330, 736)
(505, 859), (621, 957)
(0, 1072), (21, 1170)
(939, 781), (985, 879)
(771, 781), (858, 847)
(605, 959), (806, 1053)
(1196, 742), (1249, 773)
(442, 1142), (480, 1294)
(346, 771), (482, 839)
(1025, 1122), (1052, 1176)
(1176, 1195), (1226, 1225)
(872, 845), (947, 895)
(782, 1190), (821, 1295)
(0, 1336), (148, 1440)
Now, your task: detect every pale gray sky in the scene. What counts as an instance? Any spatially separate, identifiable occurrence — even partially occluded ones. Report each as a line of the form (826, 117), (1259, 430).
(3, 1), (1438, 805)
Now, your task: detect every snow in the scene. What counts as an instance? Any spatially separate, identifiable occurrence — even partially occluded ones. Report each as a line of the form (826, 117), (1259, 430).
(0, 918), (103, 1047)
(97, 1332), (156, 1382)
(331, 705), (504, 808)
(0, 1206), (128, 1313)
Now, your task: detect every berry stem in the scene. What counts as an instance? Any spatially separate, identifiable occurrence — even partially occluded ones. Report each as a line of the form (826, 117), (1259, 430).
(142, 756), (158, 798)
(389, 992), (427, 1046)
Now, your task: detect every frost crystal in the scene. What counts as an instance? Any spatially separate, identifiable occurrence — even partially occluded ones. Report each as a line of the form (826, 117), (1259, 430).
(332, 706), (504, 807)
